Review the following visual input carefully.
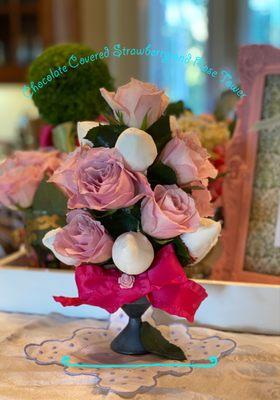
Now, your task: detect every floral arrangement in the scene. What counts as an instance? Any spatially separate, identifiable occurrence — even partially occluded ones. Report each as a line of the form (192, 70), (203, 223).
(0, 150), (67, 267)
(0, 150), (61, 209)
(175, 111), (230, 206)
(176, 111), (230, 156)
(42, 78), (221, 324)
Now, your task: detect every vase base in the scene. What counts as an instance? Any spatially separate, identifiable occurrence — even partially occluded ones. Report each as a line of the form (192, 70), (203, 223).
(111, 298), (150, 356)
(110, 322), (149, 355)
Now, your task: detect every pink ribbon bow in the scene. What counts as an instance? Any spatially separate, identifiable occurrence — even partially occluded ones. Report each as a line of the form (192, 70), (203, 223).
(54, 244), (207, 322)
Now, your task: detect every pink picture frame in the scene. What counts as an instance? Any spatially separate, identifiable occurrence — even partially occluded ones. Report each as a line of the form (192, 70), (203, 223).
(212, 45), (280, 284)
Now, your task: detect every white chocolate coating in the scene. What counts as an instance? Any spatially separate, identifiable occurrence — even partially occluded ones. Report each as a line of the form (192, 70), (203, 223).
(115, 127), (157, 172)
(112, 232), (154, 275)
(180, 218), (221, 264)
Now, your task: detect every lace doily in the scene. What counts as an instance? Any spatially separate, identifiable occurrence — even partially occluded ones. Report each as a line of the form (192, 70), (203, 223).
(25, 308), (236, 397)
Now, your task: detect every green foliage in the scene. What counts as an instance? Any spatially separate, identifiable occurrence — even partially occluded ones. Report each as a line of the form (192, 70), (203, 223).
(85, 124), (127, 148)
(28, 43), (114, 125)
(147, 235), (193, 267)
(26, 177), (68, 267)
(32, 177), (68, 216)
(173, 237), (194, 266)
(140, 322), (186, 360)
(92, 204), (141, 240)
(147, 161), (177, 187)
(146, 115), (172, 152)
(165, 100), (186, 117)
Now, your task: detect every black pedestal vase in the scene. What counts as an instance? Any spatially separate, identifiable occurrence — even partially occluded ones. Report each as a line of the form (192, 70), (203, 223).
(110, 296), (150, 355)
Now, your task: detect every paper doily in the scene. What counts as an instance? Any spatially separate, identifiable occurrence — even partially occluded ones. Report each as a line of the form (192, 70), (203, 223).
(25, 308), (236, 397)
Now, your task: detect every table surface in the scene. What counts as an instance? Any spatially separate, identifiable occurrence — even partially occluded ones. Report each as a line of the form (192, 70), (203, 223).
(0, 309), (279, 400)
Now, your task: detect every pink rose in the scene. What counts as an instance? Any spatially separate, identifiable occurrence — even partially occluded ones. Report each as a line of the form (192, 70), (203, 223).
(160, 134), (217, 185)
(49, 146), (151, 211)
(0, 150), (61, 209)
(2, 150), (61, 172)
(159, 137), (197, 185)
(42, 210), (113, 266)
(141, 184), (200, 239)
(100, 78), (169, 129)
(191, 183), (214, 217)
(118, 273), (135, 289)
(182, 132), (217, 185)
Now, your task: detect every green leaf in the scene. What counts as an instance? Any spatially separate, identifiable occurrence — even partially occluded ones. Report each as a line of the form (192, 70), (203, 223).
(52, 122), (76, 153)
(165, 100), (186, 117)
(147, 161), (177, 187)
(99, 204), (141, 239)
(103, 112), (119, 125)
(85, 124), (127, 148)
(32, 177), (67, 216)
(153, 238), (174, 245)
(91, 209), (117, 219)
(173, 236), (194, 266)
(26, 178), (67, 253)
(146, 115), (172, 152)
(189, 185), (206, 191)
(140, 322), (186, 360)
(115, 110), (125, 125)
(208, 171), (228, 182)
(182, 185), (206, 194)
(147, 236), (193, 266)
(140, 112), (149, 131)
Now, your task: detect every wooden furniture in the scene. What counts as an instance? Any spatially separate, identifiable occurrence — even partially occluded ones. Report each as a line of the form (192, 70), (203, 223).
(0, 0), (80, 82)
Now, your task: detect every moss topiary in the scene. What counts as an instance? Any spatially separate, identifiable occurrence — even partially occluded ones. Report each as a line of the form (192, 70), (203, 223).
(28, 43), (114, 125)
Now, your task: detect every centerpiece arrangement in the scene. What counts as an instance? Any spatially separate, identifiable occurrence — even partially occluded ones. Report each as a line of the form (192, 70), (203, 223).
(43, 78), (221, 357)
(175, 111), (230, 206)
(0, 43), (114, 267)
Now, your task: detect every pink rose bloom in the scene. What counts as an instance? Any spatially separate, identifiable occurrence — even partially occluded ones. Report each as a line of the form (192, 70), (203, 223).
(160, 134), (217, 185)
(49, 146), (151, 211)
(141, 184), (200, 239)
(43, 210), (113, 266)
(2, 150), (61, 171)
(0, 150), (61, 209)
(182, 132), (217, 185)
(118, 273), (135, 289)
(100, 78), (169, 129)
(191, 183), (214, 217)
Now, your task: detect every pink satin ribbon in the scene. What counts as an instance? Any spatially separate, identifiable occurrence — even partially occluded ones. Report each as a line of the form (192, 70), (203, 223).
(54, 244), (207, 322)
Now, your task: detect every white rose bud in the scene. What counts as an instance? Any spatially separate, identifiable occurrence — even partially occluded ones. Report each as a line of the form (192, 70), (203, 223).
(115, 127), (158, 172)
(112, 232), (154, 275)
(180, 218), (221, 264)
(77, 121), (106, 146)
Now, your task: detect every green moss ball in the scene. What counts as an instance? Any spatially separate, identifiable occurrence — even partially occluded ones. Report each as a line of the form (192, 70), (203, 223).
(28, 43), (114, 125)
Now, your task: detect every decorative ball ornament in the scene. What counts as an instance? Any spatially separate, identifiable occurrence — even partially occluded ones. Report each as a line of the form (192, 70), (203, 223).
(180, 218), (221, 265)
(112, 232), (154, 275)
(115, 127), (158, 172)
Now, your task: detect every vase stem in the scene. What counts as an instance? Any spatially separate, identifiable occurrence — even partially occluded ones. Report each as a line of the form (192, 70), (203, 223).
(111, 297), (150, 355)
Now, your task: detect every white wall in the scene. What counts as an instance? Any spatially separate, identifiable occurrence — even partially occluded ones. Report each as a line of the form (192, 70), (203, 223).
(79, 0), (147, 86)
(0, 84), (38, 142)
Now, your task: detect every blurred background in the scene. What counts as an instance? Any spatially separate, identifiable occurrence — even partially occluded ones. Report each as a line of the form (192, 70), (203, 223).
(0, 0), (279, 155)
